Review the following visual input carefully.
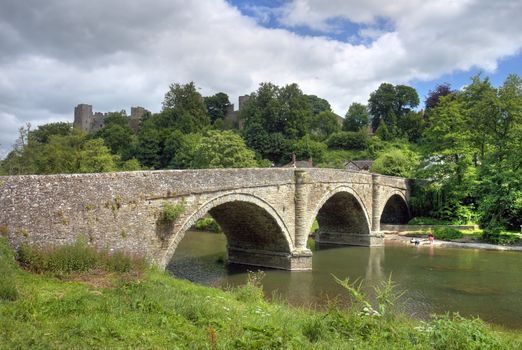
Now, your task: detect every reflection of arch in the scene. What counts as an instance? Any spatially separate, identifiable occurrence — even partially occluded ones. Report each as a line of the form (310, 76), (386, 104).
(160, 193), (293, 267)
(380, 192), (410, 225)
(310, 186), (372, 245)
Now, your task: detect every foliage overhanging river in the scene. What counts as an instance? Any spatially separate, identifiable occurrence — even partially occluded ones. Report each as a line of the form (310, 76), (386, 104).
(168, 230), (522, 330)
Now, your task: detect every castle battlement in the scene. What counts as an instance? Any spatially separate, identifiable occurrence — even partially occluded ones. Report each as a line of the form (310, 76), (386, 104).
(73, 104), (150, 133)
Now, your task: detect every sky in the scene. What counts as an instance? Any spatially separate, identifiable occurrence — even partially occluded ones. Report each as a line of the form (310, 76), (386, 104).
(1, 0), (522, 157)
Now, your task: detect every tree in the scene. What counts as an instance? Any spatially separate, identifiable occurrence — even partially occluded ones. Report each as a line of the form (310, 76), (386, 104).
(291, 135), (327, 163)
(368, 83), (419, 134)
(241, 82), (314, 162)
(204, 92), (231, 123)
(310, 110), (341, 140)
(343, 102), (369, 132)
(192, 130), (257, 168)
(78, 139), (118, 173)
(305, 95), (331, 115)
(375, 119), (392, 141)
(371, 148), (419, 177)
(425, 83), (453, 112)
(326, 131), (370, 150)
(162, 82), (210, 132)
(30, 122), (72, 143)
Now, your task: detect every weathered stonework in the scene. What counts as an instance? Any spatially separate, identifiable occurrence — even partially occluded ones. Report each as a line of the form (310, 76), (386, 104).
(0, 168), (411, 270)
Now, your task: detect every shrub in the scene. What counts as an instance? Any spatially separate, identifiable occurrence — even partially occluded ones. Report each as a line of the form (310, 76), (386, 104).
(428, 314), (502, 350)
(370, 148), (419, 177)
(432, 227), (463, 241)
(481, 228), (520, 245)
(408, 217), (450, 225)
(194, 217), (221, 232)
(160, 201), (185, 223)
(326, 131), (369, 150)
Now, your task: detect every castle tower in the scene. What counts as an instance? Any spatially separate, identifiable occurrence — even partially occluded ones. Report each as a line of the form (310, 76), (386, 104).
(74, 104), (93, 133)
(130, 106), (149, 132)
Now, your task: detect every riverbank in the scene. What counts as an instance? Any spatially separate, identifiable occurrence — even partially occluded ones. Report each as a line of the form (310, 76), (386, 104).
(385, 233), (522, 252)
(1, 237), (522, 349)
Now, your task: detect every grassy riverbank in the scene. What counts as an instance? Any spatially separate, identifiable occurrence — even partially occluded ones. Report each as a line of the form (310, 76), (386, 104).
(1, 237), (521, 349)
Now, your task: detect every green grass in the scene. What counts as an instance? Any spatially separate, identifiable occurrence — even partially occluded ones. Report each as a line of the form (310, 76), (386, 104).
(1, 237), (521, 349)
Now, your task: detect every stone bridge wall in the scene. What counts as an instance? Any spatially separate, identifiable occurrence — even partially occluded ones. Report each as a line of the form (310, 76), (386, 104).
(0, 168), (411, 270)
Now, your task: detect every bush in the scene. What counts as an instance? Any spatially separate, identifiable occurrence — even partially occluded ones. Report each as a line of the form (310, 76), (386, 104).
(326, 131), (369, 150)
(481, 228), (520, 245)
(370, 148), (419, 177)
(160, 201), (185, 222)
(428, 314), (503, 350)
(17, 240), (147, 276)
(194, 217), (221, 232)
(433, 227), (463, 241)
(408, 217), (450, 225)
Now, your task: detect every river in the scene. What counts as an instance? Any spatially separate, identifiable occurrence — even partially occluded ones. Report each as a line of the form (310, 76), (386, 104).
(167, 230), (522, 329)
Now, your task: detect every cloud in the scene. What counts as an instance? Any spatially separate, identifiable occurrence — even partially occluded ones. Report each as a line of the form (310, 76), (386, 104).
(0, 0), (521, 156)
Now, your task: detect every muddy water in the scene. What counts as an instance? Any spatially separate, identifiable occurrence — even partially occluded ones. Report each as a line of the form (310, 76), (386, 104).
(167, 230), (522, 329)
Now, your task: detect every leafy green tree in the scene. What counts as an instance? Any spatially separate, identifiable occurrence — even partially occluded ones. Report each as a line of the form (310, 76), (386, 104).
(310, 111), (341, 140)
(30, 122), (72, 143)
(78, 139), (118, 173)
(368, 83), (419, 134)
(241, 82), (314, 162)
(375, 119), (393, 141)
(162, 82), (210, 132)
(170, 133), (203, 169)
(204, 92), (231, 123)
(343, 102), (369, 132)
(94, 123), (137, 158)
(192, 130), (257, 168)
(371, 148), (419, 177)
(291, 135), (327, 163)
(305, 94), (331, 115)
(326, 131), (370, 150)
(397, 111), (425, 142)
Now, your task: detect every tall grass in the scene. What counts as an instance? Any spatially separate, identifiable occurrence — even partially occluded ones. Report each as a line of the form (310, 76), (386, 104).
(0, 237), (18, 301)
(16, 240), (147, 276)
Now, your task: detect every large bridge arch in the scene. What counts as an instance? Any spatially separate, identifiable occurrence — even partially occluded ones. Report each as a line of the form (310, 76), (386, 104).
(160, 193), (295, 269)
(379, 191), (410, 225)
(309, 185), (373, 246)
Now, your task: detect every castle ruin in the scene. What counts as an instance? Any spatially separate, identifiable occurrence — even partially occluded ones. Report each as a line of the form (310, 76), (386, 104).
(73, 104), (150, 133)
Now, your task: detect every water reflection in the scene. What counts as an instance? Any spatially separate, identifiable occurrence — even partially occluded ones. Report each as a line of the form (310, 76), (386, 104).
(168, 230), (522, 329)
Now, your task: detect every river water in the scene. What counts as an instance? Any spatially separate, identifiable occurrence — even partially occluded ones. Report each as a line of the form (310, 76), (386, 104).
(167, 230), (522, 329)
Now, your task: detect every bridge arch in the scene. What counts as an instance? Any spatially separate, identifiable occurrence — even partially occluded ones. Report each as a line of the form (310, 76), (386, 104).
(379, 191), (410, 225)
(160, 193), (294, 268)
(309, 186), (372, 245)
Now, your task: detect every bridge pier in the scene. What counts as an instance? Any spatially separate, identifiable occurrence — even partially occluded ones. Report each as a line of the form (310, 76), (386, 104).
(228, 247), (312, 270)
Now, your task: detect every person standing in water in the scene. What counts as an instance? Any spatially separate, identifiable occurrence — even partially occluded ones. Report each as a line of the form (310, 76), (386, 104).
(428, 231), (434, 244)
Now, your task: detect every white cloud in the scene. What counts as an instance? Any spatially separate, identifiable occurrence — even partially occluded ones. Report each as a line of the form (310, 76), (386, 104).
(0, 0), (521, 156)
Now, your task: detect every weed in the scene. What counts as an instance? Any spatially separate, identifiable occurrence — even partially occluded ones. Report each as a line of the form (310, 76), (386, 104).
(0, 225), (8, 237)
(194, 217), (221, 232)
(160, 201), (185, 223)
(234, 270), (266, 303)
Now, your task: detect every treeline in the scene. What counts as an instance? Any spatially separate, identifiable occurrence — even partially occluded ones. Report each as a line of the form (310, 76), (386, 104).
(1, 76), (520, 230)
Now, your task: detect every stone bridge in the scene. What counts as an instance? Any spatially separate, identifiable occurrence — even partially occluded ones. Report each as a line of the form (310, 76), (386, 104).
(0, 168), (411, 270)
